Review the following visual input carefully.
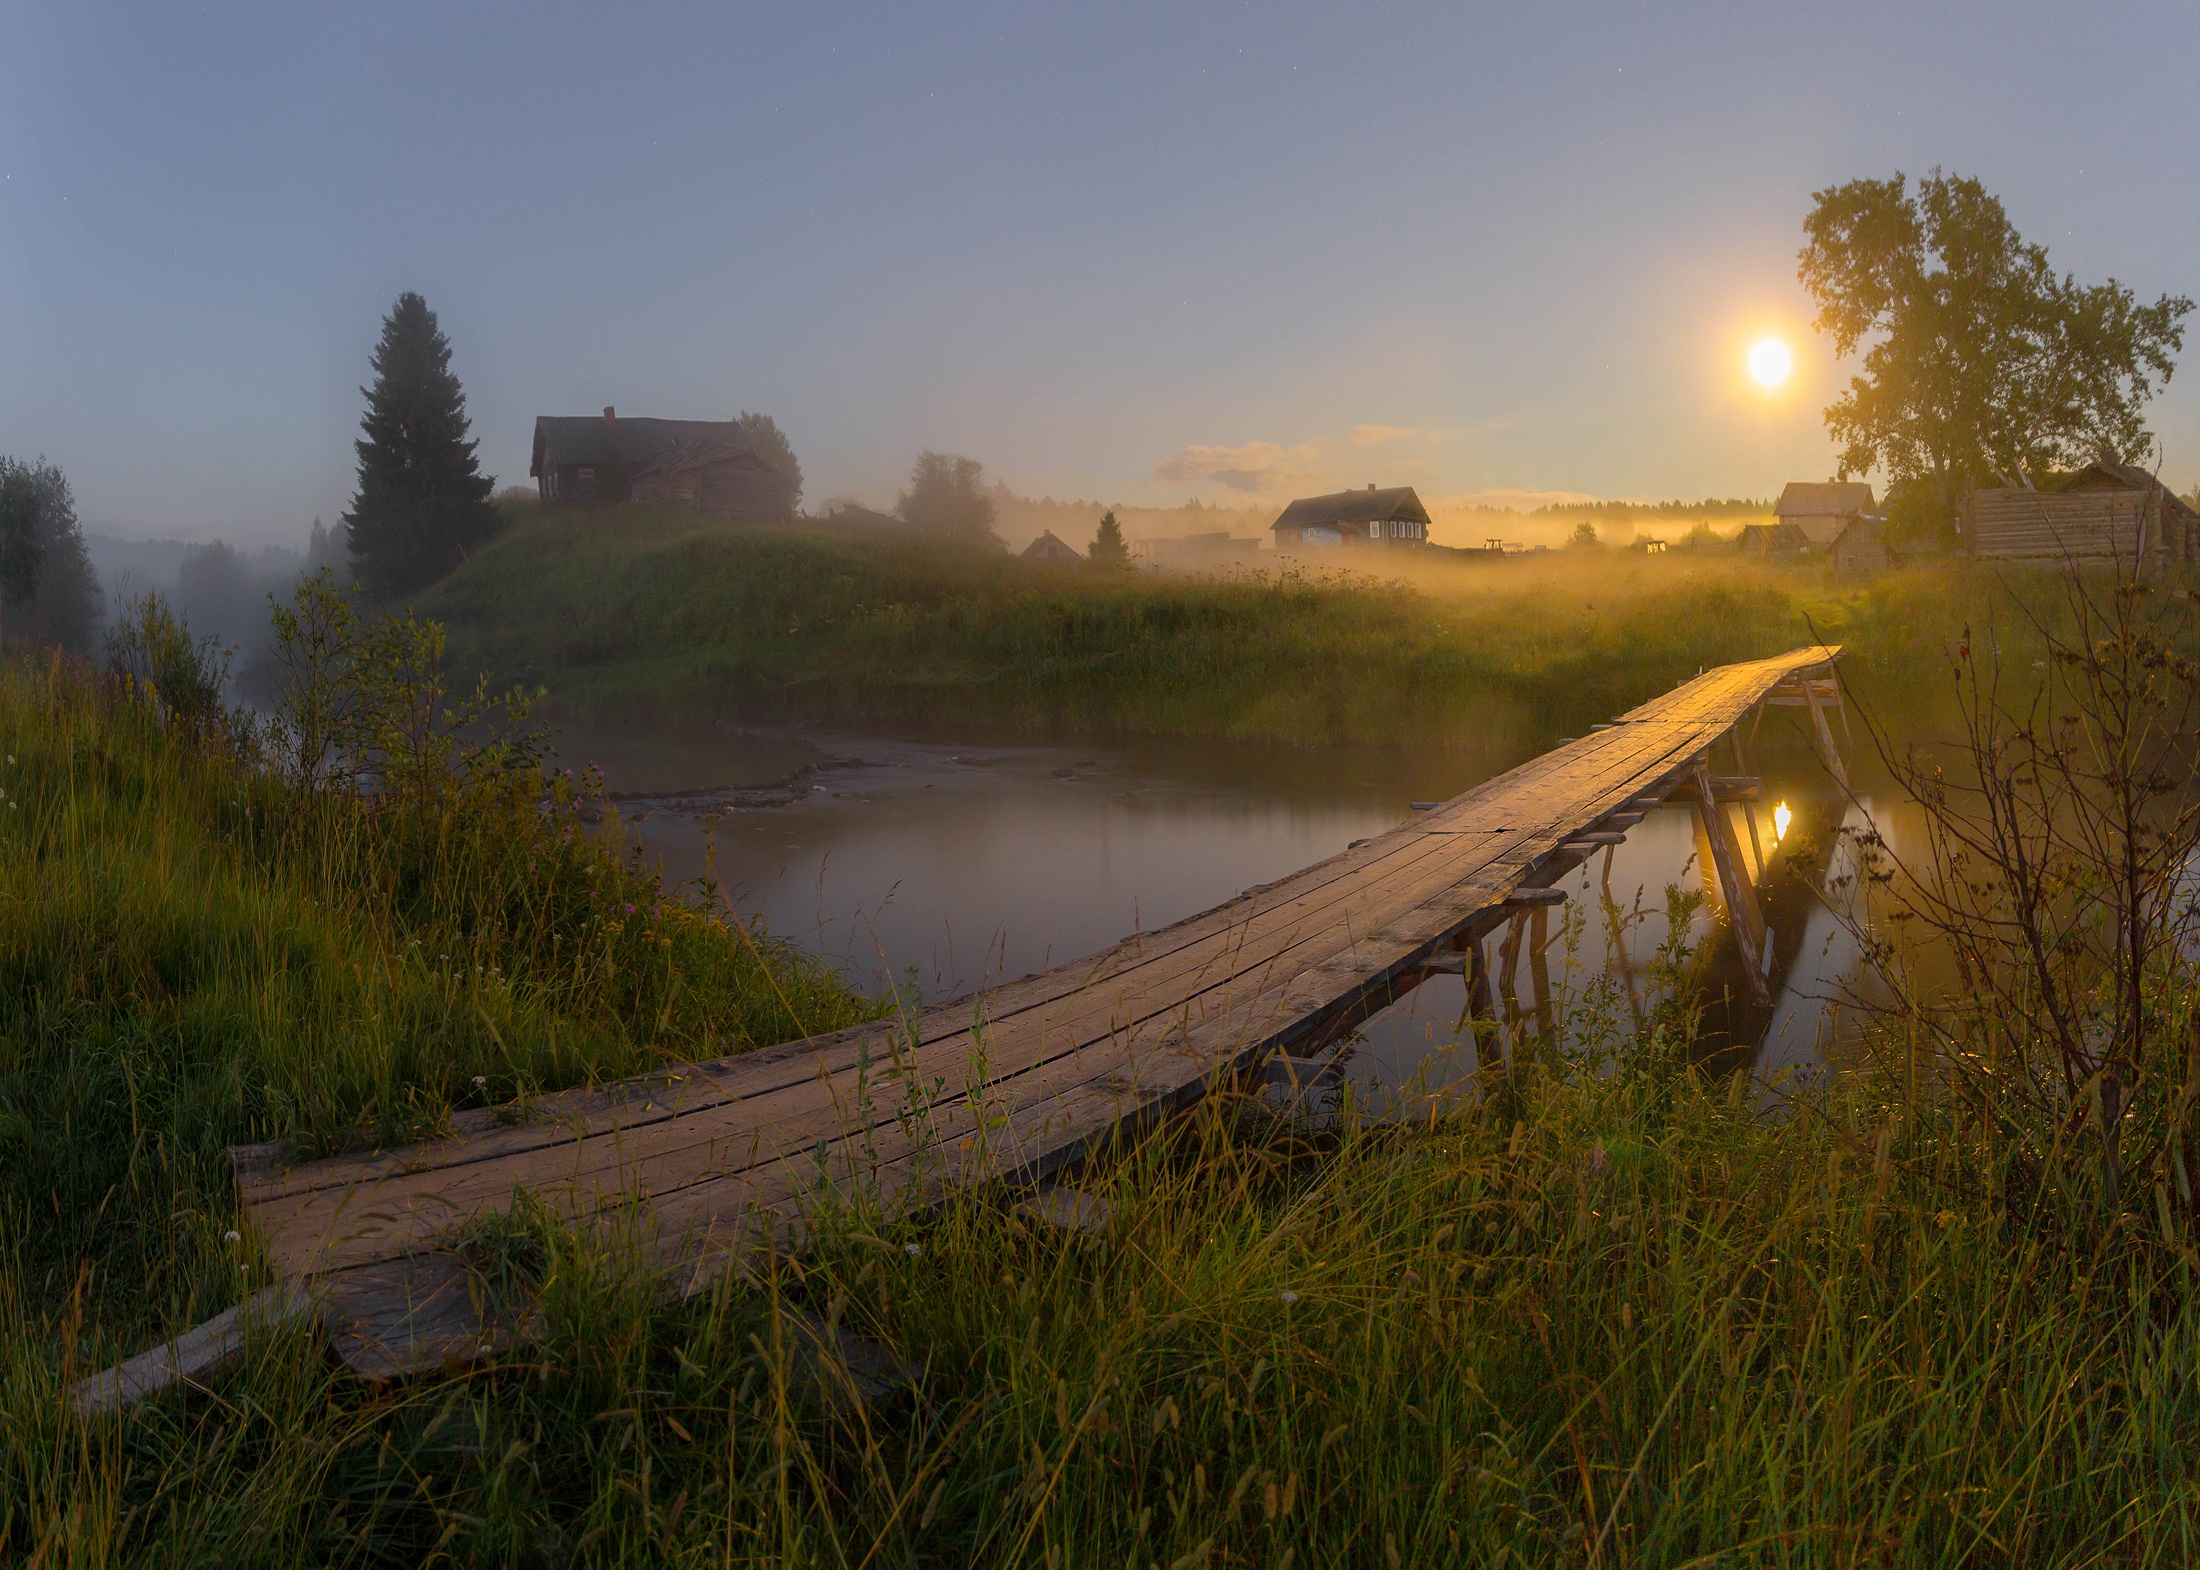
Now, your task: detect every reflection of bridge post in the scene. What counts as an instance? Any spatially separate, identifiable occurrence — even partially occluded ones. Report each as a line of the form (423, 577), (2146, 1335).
(1692, 761), (1770, 1003)
(1527, 906), (1554, 1044)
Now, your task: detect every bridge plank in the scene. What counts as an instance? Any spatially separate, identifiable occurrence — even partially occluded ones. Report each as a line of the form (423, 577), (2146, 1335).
(244, 646), (1839, 1376)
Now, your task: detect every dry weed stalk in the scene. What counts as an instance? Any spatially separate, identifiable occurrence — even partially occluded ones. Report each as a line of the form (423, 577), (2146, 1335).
(1834, 562), (2200, 1217)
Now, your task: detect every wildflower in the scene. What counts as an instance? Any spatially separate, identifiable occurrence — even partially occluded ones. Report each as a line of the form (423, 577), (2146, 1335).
(224, 1230), (241, 1244)
(904, 1243), (922, 1257)
(1280, 1290), (1300, 1306)
(473, 1075), (487, 1089)
(625, 903), (636, 915)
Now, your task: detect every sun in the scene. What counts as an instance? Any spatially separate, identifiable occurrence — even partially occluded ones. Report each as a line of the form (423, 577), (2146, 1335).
(1748, 337), (1792, 387)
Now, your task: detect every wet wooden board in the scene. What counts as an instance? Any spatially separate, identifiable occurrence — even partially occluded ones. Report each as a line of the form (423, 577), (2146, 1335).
(243, 646), (1839, 1377)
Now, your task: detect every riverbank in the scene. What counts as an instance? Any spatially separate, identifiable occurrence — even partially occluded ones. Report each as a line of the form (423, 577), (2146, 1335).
(421, 504), (2011, 751)
(12, 591), (2200, 1563)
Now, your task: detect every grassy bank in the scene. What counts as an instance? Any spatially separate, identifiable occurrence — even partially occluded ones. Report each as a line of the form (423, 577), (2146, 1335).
(0, 651), (871, 1353)
(12, 969), (2200, 1562)
(424, 506), (1956, 751)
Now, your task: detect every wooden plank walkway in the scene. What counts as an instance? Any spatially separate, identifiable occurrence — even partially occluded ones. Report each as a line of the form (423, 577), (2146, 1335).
(240, 645), (1840, 1378)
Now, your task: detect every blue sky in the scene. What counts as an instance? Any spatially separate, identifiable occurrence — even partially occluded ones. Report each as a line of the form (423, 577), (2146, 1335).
(3, 1), (2194, 544)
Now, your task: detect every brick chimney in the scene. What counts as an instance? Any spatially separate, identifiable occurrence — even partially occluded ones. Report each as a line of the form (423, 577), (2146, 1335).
(603, 406), (617, 427)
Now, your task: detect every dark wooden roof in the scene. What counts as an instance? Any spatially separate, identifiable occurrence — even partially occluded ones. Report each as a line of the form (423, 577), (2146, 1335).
(1774, 482), (1874, 517)
(2065, 460), (2200, 524)
(530, 416), (757, 477)
(1272, 486), (1431, 531)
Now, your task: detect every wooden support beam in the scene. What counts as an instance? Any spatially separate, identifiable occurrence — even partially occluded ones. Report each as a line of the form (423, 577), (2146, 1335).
(1665, 774), (1759, 803)
(1599, 811), (1647, 829)
(1802, 675), (1850, 792)
(1015, 1186), (1114, 1238)
(71, 1281), (315, 1418)
(1502, 886), (1568, 908)
(1691, 764), (1769, 1004)
(1565, 832), (1629, 849)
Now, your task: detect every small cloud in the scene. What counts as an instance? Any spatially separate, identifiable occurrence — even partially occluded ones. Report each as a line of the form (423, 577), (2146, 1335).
(1349, 424), (1424, 446)
(1152, 440), (1323, 496)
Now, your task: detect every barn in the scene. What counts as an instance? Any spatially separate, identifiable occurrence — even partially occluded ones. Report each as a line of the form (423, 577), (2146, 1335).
(1774, 481), (1875, 547)
(1736, 521), (1809, 557)
(1964, 461), (2199, 569)
(1271, 486), (1432, 549)
(530, 409), (794, 521)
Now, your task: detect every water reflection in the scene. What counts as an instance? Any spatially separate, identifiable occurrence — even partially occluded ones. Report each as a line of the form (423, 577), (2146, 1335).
(581, 721), (1890, 1101)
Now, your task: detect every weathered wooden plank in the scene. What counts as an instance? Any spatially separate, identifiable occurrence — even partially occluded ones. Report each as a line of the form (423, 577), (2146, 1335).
(70, 1282), (315, 1418)
(247, 646), (1841, 1379)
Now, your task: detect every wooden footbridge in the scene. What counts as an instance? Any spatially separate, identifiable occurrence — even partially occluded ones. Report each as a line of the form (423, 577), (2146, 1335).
(77, 646), (1844, 1408)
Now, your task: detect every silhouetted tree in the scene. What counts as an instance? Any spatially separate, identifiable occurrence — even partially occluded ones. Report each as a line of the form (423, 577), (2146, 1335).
(898, 451), (1000, 546)
(1089, 509), (1131, 569)
(306, 517), (349, 579)
(343, 293), (500, 598)
(738, 411), (803, 516)
(1567, 520), (1602, 549)
(0, 457), (101, 652)
(1800, 170), (2190, 540)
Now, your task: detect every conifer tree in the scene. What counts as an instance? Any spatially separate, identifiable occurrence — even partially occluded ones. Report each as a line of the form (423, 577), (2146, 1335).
(343, 293), (500, 598)
(1089, 509), (1131, 569)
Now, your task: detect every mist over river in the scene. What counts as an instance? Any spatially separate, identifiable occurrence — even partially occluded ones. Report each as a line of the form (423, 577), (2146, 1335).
(561, 719), (1883, 1103)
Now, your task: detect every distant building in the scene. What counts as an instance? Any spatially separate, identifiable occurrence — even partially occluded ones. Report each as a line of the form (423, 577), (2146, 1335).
(1965, 460), (2200, 569)
(1021, 530), (1084, 564)
(1774, 481), (1876, 547)
(1736, 521), (1809, 557)
(1271, 486), (1432, 549)
(1131, 532), (1266, 571)
(530, 409), (794, 520)
(1829, 513), (1894, 577)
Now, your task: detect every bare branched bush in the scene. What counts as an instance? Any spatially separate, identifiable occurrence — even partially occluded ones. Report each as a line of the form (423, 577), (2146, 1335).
(1835, 567), (2200, 1218)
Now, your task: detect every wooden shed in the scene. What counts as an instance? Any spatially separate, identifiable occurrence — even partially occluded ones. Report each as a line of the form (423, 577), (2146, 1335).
(1736, 521), (1809, 557)
(531, 409), (794, 521)
(1829, 513), (1893, 577)
(1271, 486), (1432, 549)
(1963, 462), (2198, 570)
(1775, 482), (1876, 546)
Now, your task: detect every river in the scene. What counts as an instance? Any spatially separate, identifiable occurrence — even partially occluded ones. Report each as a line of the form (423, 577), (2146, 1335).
(559, 717), (1881, 1106)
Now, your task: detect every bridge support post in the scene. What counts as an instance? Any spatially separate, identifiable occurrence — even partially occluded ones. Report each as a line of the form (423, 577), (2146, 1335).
(1803, 674), (1849, 793)
(1692, 764), (1770, 1004)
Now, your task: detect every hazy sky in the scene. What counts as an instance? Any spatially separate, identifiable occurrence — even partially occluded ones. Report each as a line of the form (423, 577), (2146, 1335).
(4, 1), (2195, 544)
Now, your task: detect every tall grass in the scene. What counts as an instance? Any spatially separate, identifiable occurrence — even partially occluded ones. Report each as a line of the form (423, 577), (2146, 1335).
(421, 507), (1928, 749)
(0, 651), (872, 1351)
(9, 999), (2200, 1564)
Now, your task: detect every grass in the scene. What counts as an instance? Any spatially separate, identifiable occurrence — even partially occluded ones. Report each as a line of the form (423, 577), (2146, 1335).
(0, 651), (873, 1354)
(419, 505), (2007, 752)
(11, 574), (2200, 1563)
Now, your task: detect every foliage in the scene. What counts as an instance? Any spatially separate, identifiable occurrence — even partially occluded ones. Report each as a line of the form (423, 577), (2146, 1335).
(1088, 508), (1130, 569)
(1837, 569), (2200, 1216)
(0, 456), (102, 652)
(898, 450), (1001, 547)
(103, 591), (231, 732)
(342, 292), (502, 599)
(1566, 519), (1601, 549)
(1799, 170), (2191, 529)
(738, 410), (803, 515)
(418, 507), (1866, 751)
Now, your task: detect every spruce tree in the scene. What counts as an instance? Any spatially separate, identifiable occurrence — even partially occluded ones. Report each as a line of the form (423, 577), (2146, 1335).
(343, 293), (500, 598)
(1089, 509), (1131, 569)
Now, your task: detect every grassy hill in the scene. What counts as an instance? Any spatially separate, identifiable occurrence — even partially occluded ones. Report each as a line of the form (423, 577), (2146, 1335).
(421, 503), (1941, 751)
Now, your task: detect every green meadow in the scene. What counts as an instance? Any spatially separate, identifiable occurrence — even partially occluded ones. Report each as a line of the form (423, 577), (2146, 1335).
(418, 503), (1999, 753)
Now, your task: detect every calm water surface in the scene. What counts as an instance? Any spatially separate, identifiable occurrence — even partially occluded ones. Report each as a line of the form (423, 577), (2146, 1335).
(567, 720), (1883, 1102)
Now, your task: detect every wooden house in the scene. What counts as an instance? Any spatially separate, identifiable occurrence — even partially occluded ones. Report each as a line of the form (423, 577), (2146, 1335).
(1829, 513), (1894, 577)
(530, 409), (794, 521)
(1271, 486), (1432, 550)
(1021, 530), (1084, 564)
(1736, 521), (1809, 557)
(1963, 461), (2199, 569)
(1774, 481), (1875, 546)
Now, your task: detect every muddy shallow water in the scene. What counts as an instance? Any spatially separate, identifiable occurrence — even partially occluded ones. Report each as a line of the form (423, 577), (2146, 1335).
(559, 718), (1888, 1103)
